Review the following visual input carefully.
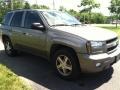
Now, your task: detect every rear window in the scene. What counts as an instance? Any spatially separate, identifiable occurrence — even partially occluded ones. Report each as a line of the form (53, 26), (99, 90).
(3, 12), (13, 25)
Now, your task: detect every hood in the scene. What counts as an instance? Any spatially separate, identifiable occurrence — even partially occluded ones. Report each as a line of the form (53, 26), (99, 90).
(52, 25), (117, 41)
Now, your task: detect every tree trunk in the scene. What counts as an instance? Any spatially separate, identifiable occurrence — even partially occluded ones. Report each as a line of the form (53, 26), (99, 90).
(88, 10), (91, 24)
(116, 14), (118, 28)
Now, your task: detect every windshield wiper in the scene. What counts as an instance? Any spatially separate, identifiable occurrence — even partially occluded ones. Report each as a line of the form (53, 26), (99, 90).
(51, 24), (70, 26)
(71, 24), (81, 26)
(70, 23), (86, 26)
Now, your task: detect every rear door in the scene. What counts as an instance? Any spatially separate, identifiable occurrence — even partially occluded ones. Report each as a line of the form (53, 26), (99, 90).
(10, 11), (24, 48)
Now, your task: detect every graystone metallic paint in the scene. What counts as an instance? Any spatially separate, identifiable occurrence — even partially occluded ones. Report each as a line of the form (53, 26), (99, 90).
(1, 9), (120, 73)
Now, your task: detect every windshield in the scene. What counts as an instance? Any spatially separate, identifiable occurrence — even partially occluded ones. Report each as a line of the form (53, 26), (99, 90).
(42, 11), (81, 26)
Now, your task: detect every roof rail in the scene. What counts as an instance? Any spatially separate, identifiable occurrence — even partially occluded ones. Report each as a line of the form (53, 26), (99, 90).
(10, 9), (32, 12)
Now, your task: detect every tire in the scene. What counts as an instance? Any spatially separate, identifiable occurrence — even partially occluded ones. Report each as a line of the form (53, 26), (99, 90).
(53, 48), (80, 80)
(3, 38), (17, 56)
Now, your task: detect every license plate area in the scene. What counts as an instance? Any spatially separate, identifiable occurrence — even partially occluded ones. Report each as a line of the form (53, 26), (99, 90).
(110, 55), (119, 65)
(115, 54), (120, 62)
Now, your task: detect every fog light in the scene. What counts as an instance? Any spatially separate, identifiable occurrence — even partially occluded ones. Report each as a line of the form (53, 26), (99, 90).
(96, 63), (101, 67)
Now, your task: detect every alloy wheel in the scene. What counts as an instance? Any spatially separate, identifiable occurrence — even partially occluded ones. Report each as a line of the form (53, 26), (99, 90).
(56, 55), (72, 76)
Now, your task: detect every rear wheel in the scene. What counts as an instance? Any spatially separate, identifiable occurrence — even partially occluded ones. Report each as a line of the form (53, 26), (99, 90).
(53, 48), (80, 80)
(3, 38), (17, 56)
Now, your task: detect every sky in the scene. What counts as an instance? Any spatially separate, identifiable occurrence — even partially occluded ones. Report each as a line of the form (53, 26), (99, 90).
(26, 0), (111, 16)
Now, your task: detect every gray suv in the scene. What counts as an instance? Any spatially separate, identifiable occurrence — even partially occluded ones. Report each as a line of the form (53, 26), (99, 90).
(1, 9), (120, 79)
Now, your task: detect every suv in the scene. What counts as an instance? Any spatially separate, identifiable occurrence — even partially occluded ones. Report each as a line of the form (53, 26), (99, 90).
(1, 9), (120, 79)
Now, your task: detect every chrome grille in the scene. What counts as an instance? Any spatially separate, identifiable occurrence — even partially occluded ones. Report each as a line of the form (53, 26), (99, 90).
(106, 37), (118, 52)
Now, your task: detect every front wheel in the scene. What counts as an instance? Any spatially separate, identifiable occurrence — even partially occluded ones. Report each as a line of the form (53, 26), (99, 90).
(3, 38), (17, 56)
(53, 49), (80, 80)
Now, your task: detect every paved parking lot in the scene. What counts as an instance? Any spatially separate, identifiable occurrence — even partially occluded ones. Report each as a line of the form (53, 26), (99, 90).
(0, 40), (120, 90)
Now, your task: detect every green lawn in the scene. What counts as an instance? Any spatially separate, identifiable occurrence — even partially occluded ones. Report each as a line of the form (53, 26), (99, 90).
(93, 24), (120, 38)
(0, 64), (31, 90)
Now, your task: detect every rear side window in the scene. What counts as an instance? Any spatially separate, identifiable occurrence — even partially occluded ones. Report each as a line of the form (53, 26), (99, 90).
(10, 11), (24, 27)
(3, 12), (13, 25)
(24, 11), (43, 29)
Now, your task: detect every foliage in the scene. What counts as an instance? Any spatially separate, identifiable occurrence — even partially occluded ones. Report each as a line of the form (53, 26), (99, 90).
(31, 4), (39, 9)
(24, 1), (31, 9)
(67, 9), (77, 16)
(80, 0), (100, 23)
(0, 0), (25, 23)
(59, 6), (67, 11)
(108, 0), (120, 28)
(80, 0), (100, 12)
(67, 9), (107, 24)
(109, 0), (120, 14)
(39, 5), (49, 9)
(0, 64), (31, 90)
(0, 0), (108, 24)
(0, 0), (50, 23)
(12, 0), (25, 9)
(91, 13), (107, 24)
(80, 13), (107, 24)
(31, 4), (49, 9)
(0, 0), (10, 23)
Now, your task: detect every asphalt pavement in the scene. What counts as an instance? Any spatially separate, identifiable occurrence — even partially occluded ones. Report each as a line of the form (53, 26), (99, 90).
(0, 40), (120, 90)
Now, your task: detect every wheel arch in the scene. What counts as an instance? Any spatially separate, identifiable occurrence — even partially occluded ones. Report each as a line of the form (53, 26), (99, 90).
(50, 44), (81, 69)
(2, 34), (10, 43)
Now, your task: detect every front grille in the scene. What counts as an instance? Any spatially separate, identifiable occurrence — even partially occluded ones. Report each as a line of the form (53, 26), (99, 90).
(106, 37), (118, 52)
(106, 37), (118, 44)
(107, 44), (118, 52)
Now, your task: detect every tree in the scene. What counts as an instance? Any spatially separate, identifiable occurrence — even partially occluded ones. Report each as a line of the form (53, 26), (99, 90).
(39, 5), (49, 9)
(67, 9), (80, 20)
(0, 0), (11, 22)
(24, 1), (30, 9)
(0, 0), (25, 23)
(80, 0), (100, 23)
(67, 9), (77, 15)
(31, 4), (39, 9)
(59, 6), (67, 11)
(31, 4), (49, 9)
(91, 13), (107, 24)
(109, 0), (120, 28)
(12, 0), (25, 9)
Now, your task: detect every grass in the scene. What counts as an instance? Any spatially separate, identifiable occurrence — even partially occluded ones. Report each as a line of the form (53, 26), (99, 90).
(0, 64), (31, 90)
(93, 24), (120, 38)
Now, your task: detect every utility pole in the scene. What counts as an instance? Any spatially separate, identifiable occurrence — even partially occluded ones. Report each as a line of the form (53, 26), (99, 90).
(35, 0), (37, 5)
(53, 0), (55, 9)
(10, 0), (13, 10)
(115, 6), (120, 28)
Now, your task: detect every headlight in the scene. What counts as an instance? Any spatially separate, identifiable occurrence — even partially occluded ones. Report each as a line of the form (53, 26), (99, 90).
(91, 41), (103, 48)
(86, 41), (105, 54)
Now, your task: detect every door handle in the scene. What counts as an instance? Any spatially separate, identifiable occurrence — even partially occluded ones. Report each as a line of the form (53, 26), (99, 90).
(23, 33), (32, 36)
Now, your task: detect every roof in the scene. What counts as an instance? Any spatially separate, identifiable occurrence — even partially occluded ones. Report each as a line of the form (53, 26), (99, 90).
(8, 9), (58, 13)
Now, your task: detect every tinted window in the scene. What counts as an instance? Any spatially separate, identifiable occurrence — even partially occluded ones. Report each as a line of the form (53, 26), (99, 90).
(24, 11), (43, 29)
(11, 11), (24, 27)
(3, 12), (13, 25)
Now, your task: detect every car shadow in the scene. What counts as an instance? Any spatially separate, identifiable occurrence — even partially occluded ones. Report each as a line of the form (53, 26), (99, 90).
(0, 50), (113, 90)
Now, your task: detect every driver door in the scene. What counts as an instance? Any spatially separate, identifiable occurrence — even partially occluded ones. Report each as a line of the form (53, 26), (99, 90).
(19, 11), (46, 55)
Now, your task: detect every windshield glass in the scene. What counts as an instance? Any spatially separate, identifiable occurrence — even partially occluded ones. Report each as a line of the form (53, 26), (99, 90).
(42, 11), (81, 26)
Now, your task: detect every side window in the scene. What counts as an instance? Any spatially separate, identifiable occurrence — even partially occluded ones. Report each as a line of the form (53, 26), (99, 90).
(10, 11), (24, 27)
(24, 11), (43, 29)
(3, 12), (13, 25)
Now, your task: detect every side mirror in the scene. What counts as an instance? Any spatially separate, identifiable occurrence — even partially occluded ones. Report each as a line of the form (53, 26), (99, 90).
(31, 23), (45, 31)
(1, 22), (4, 25)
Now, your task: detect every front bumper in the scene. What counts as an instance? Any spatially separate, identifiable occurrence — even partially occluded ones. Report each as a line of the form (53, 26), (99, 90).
(77, 47), (120, 73)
